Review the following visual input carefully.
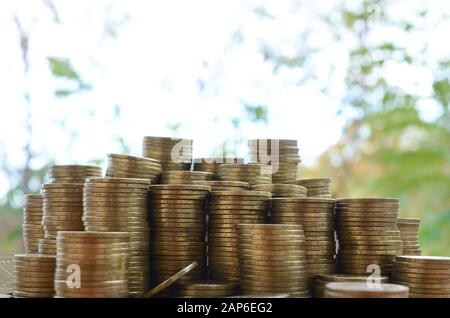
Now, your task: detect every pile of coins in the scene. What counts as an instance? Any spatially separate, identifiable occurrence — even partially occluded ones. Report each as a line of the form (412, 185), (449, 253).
(82, 177), (150, 296)
(249, 139), (300, 183)
(208, 191), (270, 282)
(313, 274), (389, 298)
(237, 224), (310, 298)
(324, 282), (409, 298)
(160, 171), (215, 184)
(38, 236), (56, 255)
(193, 180), (249, 191)
(335, 198), (402, 276)
(149, 184), (210, 296)
(295, 178), (331, 198)
(47, 165), (102, 183)
(391, 256), (450, 298)
(22, 194), (44, 253)
(252, 184), (307, 198)
(271, 198), (337, 282)
(106, 153), (162, 183)
(398, 218), (421, 256)
(194, 158), (244, 174)
(171, 281), (238, 298)
(217, 163), (272, 186)
(14, 254), (55, 298)
(143, 136), (192, 171)
(55, 231), (129, 298)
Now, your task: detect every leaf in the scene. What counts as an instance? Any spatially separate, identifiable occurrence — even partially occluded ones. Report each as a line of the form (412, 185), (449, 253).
(47, 57), (81, 82)
(243, 104), (268, 124)
(433, 79), (450, 107)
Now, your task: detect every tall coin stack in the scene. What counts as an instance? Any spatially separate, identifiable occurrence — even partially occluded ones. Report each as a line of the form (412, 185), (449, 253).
(324, 282), (409, 298)
(194, 157), (244, 174)
(217, 163), (272, 186)
(47, 165), (102, 183)
(313, 274), (389, 298)
(335, 198), (402, 276)
(248, 139), (300, 183)
(398, 218), (421, 256)
(149, 184), (210, 296)
(295, 178), (331, 198)
(391, 256), (450, 298)
(106, 154), (162, 183)
(171, 281), (238, 298)
(252, 184), (307, 198)
(13, 254), (56, 298)
(55, 231), (130, 298)
(82, 177), (151, 296)
(143, 136), (192, 171)
(22, 194), (44, 253)
(208, 191), (271, 282)
(193, 181), (249, 191)
(237, 224), (310, 298)
(161, 171), (215, 184)
(271, 198), (337, 286)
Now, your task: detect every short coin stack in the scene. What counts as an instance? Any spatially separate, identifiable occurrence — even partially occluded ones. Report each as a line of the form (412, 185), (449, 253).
(160, 171), (215, 184)
(398, 218), (421, 256)
(106, 153), (162, 183)
(237, 224), (310, 298)
(294, 178), (331, 198)
(335, 198), (402, 276)
(149, 184), (210, 296)
(217, 163), (272, 186)
(55, 231), (129, 298)
(142, 136), (192, 171)
(249, 139), (300, 183)
(193, 180), (249, 191)
(324, 282), (409, 298)
(208, 191), (271, 282)
(82, 177), (150, 296)
(22, 194), (44, 253)
(391, 256), (450, 298)
(194, 157), (244, 174)
(13, 254), (56, 298)
(47, 165), (102, 183)
(252, 184), (307, 198)
(171, 281), (238, 298)
(313, 274), (389, 298)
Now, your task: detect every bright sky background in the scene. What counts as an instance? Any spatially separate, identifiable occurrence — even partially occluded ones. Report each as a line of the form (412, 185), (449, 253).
(0, 0), (448, 197)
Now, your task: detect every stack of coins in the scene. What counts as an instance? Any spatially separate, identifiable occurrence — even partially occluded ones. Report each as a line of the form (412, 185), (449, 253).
(391, 256), (450, 298)
(149, 184), (210, 296)
(271, 198), (337, 283)
(249, 139), (300, 183)
(55, 231), (129, 298)
(217, 163), (272, 186)
(237, 224), (310, 298)
(38, 236), (56, 255)
(82, 177), (150, 296)
(313, 274), (389, 298)
(13, 254), (56, 298)
(193, 181), (249, 191)
(142, 136), (192, 171)
(252, 184), (307, 198)
(208, 191), (271, 282)
(294, 178), (331, 198)
(324, 282), (409, 298)
(22, 194), (44, 253)
(398, 218), (421, 256)
(171, 281), (238, 298)
(106, 154), (162, 183)
(194, 158), (244, 174)
(335, 198), (402, 276)
(160, 171), (215, 184)
(47, 165), (102, 183)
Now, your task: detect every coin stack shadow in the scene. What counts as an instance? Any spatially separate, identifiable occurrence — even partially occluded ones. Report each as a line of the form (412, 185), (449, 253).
(391, 256), (450, 298)
(106, 153), (162, 184)
(142, 136), (192, 171)
(47, 165), (102, 183)
(13, 254), (56, 298)
(313, 274), (389, 298)
(22, 194), (44, 253)
(237, 224), (310, 298)
(271, 198), (337, 289)
(193, 181), (249, 191)
(324, 282), (409, 298)
(149, 184), (211, 297)
(248, 139), (300, 183)
(82, 177), (151, 297)
(335, 198), (403, 276)
(54, 231), (130, 298)
(171, 281), (238, 298)
(160, 171), (215, 184)
(208, 191), (271, 283)
(217, 163), (272, 187)
(294, 178), (331, 198)
(397, 218), (422, 256)
(193, 158), (244, 175)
